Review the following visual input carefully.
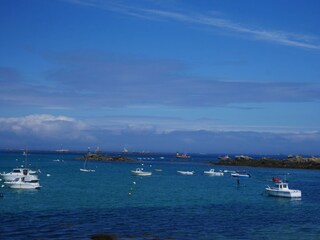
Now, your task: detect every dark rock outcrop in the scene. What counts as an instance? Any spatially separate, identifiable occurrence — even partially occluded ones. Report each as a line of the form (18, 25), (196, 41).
(76, 153), (136, 162)
(212, 155), (320, 169)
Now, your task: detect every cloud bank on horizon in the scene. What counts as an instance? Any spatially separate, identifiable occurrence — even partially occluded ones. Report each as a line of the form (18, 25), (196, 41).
(1, 114), (319, 155)
(0, 0), (320, 154)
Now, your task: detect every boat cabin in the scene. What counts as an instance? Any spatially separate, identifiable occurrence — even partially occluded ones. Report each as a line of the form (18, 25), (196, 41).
(11, 168), (33, 175)
(275, 182), (288, 190)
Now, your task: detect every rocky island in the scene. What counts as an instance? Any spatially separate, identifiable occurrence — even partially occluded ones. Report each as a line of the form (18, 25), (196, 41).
(211, 155), (320, 170)
(76, 152), (137, 163)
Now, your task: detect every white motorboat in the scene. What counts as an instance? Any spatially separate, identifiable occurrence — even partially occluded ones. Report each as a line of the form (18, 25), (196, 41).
(0, 168), (39, 182)
(231, 170), (251, 178)
(177, 170), (194, 175)
(4, 177), (41, 190)
(131, 168), (152, 176)
(204, 169), (224, 176)
(265, 182), (301, 198)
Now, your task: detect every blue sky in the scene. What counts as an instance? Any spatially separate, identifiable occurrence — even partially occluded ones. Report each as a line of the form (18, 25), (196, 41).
(1, 0), (320, 154)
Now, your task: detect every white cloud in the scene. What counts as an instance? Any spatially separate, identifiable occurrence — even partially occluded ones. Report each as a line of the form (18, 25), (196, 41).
(0, 114), (87, 139)
(1, 114), (320, 154)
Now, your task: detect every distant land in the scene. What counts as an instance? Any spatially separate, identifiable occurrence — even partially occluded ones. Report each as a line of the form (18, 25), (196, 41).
(1, 149), (320, 169)
(76, 152), (137, 163)
(211, 155), (320, 170)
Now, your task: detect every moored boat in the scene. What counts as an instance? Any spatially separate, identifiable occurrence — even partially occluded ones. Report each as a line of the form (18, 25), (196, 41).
(265, 182), (301, 198)
(0, 168), (39, 182)
(80, 168), (95, 172)
(177, 170), (194, 175)
(131, 168), (152, 176)
(231, 170), (251, 178)
(4, 177), (41, 190)
(80, 149), (95, 172)
(204, 169), (224, 176)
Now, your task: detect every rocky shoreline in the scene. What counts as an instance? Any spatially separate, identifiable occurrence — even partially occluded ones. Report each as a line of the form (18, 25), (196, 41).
(76, 153), (137, 162)
(211, 155), (320, 170)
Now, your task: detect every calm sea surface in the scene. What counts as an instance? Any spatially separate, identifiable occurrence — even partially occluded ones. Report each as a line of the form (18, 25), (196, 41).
(0, 151), (320, 239)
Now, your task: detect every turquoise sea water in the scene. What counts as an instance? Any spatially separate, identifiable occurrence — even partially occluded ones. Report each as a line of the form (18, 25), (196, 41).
(0, 151), (320, 239)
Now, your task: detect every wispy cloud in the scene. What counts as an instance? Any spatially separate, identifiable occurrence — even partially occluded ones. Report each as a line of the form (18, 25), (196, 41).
(45, 51), (320, 106)
(1, 51), (320, 109)
(64, 0), (320, 50)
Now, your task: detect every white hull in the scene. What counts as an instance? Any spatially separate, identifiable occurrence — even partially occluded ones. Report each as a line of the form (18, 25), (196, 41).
(1, 174), (38, 182)
(231, 173), (250, 178)
(132, 172), (152, 176)
(204, 169), (224, 176)
(80, 168), (95, 172)
(265, 187), (301, 198)
(131, 168), (152, 176)
(4, 178), (41, 190)
(5, 182), (41, 189)
(1, 168), (39, 182)
(177, 171), (194, 175)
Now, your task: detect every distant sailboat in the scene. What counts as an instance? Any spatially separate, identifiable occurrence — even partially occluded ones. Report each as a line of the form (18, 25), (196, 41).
(80, 147), (95, 172)
(54, 145), (65, 162)
(80, 159), (95, 172)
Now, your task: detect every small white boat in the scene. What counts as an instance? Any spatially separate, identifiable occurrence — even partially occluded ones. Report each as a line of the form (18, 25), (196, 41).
(4, 177), (41, 190)
(53, 159), (64, 162)
(177, 170), (194, 175)
(231, 171), (251, 178)
(265, 182), (301, 198)
(80, 156), (95, 172)
(0, 168), (39, 182)
(80, 168), (95, 172)
(204, 169), (224, 176)
(131, 168), (152, 176)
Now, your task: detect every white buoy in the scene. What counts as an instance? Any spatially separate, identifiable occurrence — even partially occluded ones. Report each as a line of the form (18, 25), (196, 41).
(47, 174), (51, 177)
(1, 185), (4, 188)
(133, 181), (136, 185)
